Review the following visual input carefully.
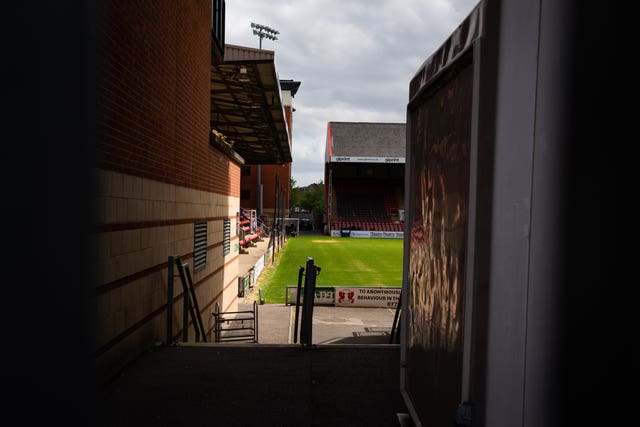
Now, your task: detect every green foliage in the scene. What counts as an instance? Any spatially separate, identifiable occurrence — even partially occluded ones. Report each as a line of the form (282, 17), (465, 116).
(290, 179), (301, 208)
(260, 235), (403, 303)
(289, 187), (300, 206)
(299, 181), (324, 214)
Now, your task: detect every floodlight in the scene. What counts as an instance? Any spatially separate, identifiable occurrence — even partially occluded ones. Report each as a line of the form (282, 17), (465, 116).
(251, 22), (279, 49)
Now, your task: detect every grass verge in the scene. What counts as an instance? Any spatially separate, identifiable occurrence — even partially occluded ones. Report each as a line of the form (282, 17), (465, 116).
(258, 235), (403, 303)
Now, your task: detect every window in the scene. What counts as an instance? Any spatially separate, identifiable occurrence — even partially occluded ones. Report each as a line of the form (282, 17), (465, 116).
(241, 165), (251, 176)
(193, 220), (207, 272)
(211, 0), (225, 57)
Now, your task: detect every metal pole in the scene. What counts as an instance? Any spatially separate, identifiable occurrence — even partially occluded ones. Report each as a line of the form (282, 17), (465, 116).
(390, 291), (402, 344)
(184, 264), (206, 342)
(271, 174), (280, 263)
(214, 302), (221, 342)
(300, 257), (320, 347)
(275, 173), (280, 253)
(257, 165), (262, 216)
(182, 276), (189, 342)
(254, 301), (259, 343)
(293, 265), (305, 343)
(281, 188), (285, 246)
(167, 256), (174, 345)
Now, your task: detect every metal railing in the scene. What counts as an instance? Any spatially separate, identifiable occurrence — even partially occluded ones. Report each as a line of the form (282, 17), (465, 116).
(293, 257), (321, 347)
(389, 290), (402, 344)
(166, 255), (207, 344)
(212, 301), (258, 343)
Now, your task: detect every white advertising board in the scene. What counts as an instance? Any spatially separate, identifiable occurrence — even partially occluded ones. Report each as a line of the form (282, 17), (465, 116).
(330, 156), (406, 164)
(368, 231), (404, 239)
(285, 286), (401, 308)
(285, 287), (335, 305)
(254, 256), (264, 278)
(334, 287), (401, 308)
(330, 230), (404, 239)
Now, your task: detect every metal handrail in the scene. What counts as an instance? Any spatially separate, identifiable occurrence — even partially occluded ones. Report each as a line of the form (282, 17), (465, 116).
(213, 301), (258, 343)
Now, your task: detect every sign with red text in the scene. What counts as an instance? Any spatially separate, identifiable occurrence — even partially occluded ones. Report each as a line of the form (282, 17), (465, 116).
(334, 287), (401, 308)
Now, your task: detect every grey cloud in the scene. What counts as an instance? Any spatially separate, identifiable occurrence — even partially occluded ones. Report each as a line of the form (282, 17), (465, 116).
(225, 0), (478, 186)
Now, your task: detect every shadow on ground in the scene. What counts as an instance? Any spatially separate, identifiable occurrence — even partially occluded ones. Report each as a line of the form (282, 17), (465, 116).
(94, 344), (407, 426)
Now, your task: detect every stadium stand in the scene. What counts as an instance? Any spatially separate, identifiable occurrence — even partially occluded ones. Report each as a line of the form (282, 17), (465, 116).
(325, 122), (405, 235)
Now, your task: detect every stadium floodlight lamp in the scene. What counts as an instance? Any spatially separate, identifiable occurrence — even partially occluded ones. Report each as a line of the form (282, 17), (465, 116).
(251, 22), (279, 49)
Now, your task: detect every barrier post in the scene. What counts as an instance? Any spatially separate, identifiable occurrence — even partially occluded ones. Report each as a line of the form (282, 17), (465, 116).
(293, 265), (305, 343)
(214, 302), (221, 342)
(166, 256), (174, 345)
(300, 257), (321, 347)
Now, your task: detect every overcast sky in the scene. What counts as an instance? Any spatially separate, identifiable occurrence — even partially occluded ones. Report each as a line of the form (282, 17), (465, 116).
(225, 0), (479, 187)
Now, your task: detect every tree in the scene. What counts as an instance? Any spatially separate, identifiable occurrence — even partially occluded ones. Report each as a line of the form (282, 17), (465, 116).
(299, 181), (324, 214)
(290, 176), (300, 208)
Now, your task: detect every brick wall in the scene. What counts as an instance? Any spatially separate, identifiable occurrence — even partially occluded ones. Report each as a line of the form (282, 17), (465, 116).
(97, 0), (238, 196)
(92, 0), (241, 385)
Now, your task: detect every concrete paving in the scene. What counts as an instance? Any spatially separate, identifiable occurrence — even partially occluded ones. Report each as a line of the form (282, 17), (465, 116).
(232, 303), (398, 345)
(307, 305), (397, 345)
(237, 234), (274, 281)
(94, 344), (407, 426)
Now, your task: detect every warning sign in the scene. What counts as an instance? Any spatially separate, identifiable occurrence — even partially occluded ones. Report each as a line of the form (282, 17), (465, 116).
(334, 287), (401, 308)
(285, 286), (401, 308)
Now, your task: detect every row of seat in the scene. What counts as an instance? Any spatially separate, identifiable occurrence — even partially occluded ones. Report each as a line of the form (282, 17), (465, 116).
(337, 193), (388, 221)
(332, 219), (404, 232)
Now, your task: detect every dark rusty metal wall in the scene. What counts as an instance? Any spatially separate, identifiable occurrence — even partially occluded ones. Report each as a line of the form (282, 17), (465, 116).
(405, 52), (473, 427)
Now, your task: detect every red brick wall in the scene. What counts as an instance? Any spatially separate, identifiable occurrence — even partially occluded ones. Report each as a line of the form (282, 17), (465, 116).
(96, 0), (239, 196)
(240, 166), (258, 208)
(240, 102), (294, 211)
(240, 164), (290, 212)
(261, 164), (290, 211)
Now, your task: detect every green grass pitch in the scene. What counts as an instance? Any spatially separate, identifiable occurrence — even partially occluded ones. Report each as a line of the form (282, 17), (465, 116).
(258, 235), (403, 303)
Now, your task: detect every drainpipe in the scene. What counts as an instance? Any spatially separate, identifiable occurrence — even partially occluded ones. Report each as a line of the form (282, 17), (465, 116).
(257, 165), (263, 216)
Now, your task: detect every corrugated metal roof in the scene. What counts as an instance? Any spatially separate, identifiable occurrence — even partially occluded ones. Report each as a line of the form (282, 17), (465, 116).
(280, 79), (301, 97)
(210, 44), (291, 164)
(224, 44), (275, 62)
(327, 122), (406, 158)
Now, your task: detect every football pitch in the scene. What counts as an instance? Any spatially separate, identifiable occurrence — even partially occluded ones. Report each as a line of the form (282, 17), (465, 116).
(258, 235), (403, 303)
